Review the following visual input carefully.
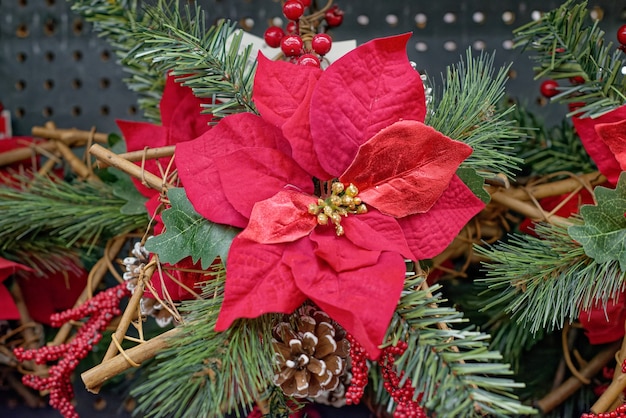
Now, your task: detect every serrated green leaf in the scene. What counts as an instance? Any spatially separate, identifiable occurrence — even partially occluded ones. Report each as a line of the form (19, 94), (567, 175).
(108, 168), (149, 215)
(456, 167), (491, 204)
(145, 188), (239, 269)
(568, 172), (626, 271)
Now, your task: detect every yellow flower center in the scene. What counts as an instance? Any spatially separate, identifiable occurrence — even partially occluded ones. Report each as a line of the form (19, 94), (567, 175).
(308, 181), (367, 236)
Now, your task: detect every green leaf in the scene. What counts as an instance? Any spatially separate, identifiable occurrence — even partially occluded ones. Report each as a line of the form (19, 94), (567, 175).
(145, 188), (238, 269)
(456, 167), (491, 204)
(108, 168), (149, 215)
(568, 172), (626, 270)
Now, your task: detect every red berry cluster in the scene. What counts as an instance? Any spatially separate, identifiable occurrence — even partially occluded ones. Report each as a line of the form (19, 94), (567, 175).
(378, 341), (426, 418)
(13, 283), (130, 418)
(581, 404), (626, 418)
(263, 1), (344, 68)
(345, 333), (369, 405)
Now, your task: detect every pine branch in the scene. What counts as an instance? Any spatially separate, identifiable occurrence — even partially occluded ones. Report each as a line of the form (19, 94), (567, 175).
(506, 105), (596, 176)
(68, 0), (165, 122)
(132, 268), (278, 418)
(381, 275), (535, 417)
(513, 0), (626, 117)
(129, 3), (257, 120)
(477, 221), (626, 334)
(0, 239), (85, 276)
(426, 50), (523, 178)
(0, 174), (147, 251)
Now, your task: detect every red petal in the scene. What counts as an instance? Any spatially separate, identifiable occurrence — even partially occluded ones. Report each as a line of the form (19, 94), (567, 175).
(215, 148), (314, 220)
(342, 210), (414, 259)
(117, 120), (168, 198)
(177, 113), (290, 227)
(0, 285), (19, 320)
(215, 237), (308, 331)
(399, 176), (485, 259)
(17, 267), (87, 324)
(253, 54), (323, 128)
(161, 74), (214, 138)
(580, 295), (626, 344)
(595, 119), (626, 173)
(288, 240), (406, 359)
(309, 227), (382, 272)
(341, 121), (472, 217)
(148, 257), (204, 301)
(239, 190), (318, 244)
(573, 105), (626, 185)
(310, 34), (427, 176)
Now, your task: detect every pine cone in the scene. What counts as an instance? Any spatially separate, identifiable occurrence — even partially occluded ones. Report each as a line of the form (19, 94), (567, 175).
(272, 307), (350, 398)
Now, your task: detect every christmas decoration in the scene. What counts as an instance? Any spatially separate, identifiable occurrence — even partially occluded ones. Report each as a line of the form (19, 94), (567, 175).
(2, 0), (626, 417)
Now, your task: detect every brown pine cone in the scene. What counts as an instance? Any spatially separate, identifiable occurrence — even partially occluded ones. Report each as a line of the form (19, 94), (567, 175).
(272, 307), (350, 398)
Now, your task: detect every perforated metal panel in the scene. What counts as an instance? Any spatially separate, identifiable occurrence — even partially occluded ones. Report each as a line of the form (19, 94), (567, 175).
(1, 0), (624, 136)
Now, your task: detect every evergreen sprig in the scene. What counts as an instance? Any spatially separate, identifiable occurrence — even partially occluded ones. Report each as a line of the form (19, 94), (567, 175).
(0, 174), (147, 251)
(129, 3), (257, 120)
(513, 0), (626, 117)
(132, 269), (278, 418)
(477, 221), (626, 334)
(506, 105), (596, 176)
(69, 0), (165, 122)
(426, 50), (523, 178)
(380, 275), (535, 417)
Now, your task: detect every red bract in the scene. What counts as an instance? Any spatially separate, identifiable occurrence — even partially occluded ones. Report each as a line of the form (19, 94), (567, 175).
(117, 74), (214, 300)
(176, 34), (484, 358)
(573, 104), (626, 185)
(0, 257), (32, 320)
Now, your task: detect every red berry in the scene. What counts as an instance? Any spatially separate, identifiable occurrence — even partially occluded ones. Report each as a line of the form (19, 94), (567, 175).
(540, 79), (559, 98)
(283, 0), (305, 21)
(281, 35), (304, 57)
(617, 24), (626, 45)
(286, 21), (298, 34)
(325, 5), (344, 27)
(569, 75), (585, 85)
(297, 53), (320, 67)
(264, 26), (284, 48)
(299, 0), (311, 7)
(312, 33), (332, 55)
(568, 101), (585, 112)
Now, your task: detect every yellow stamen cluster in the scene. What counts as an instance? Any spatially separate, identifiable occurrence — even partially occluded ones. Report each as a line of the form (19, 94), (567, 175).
(308, 181), (367, 236)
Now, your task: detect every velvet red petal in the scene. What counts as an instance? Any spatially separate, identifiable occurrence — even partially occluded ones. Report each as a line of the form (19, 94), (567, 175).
(341, 121), (472, 217)
(287, 240), (406, 359)
(177, 113), (290, 227)
(310, 34), (427, 176)
(309, 227), (382, 272)
(239, 190), (318, 244)
(341, 210), (414, 259)
(215, 237), (308, 331)
(215, 148), (314, 220)
(399, 175), (485, 260)
(253, 54), (323, 128)
(573, 105), (626, 185)
(0, 257), (32, 320)
(595, 119), (626, 172)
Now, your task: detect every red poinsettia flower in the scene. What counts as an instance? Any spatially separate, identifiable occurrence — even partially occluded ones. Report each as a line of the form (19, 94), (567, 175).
(118, 74), (214, 300)
(176, 34), (484, 358)
(573, 104), (626, 185)
(0, 257), (32, 320)
(579, 294), (626, 344)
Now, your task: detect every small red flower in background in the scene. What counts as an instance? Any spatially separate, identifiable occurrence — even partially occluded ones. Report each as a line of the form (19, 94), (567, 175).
(117, 74), (214, 301)
(579, 294), (626, 344)
(177, 34), (484, 358)
(0, 257), (31, 320)
(573, 104), (626, 185)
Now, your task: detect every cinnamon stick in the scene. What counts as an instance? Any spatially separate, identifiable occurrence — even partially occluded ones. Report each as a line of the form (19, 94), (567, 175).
(500, 172), (606, 201)
(31, 126), (108, 144)
(96, 145), (176, 169)
(89, 144), (173, 191)
(537, 341), (620, 413)
(489, 190), (570, 225)
(82, 328), (178, 392)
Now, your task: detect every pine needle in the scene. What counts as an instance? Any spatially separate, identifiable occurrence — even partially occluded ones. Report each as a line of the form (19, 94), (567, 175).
(132, 267), (278, 418)
(477, 221), (626, 334)
(426, 50), (524, 178)
(513, 0), (626, 117)
(380, 275), (535, 417)
(0, 174), (147, 252)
